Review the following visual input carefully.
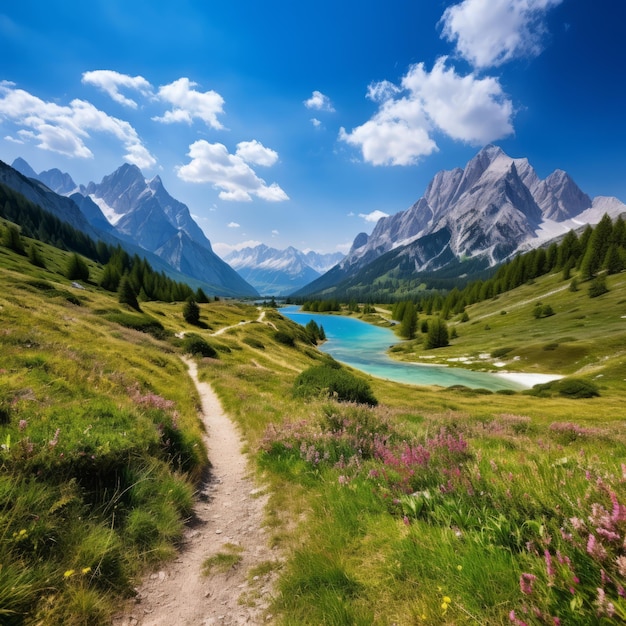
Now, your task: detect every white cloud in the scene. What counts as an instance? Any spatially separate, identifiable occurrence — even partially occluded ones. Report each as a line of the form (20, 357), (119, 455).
(153, 78), (225, 129)
(336, 241), (353, 254)
(235, 140), (279, 166)
(81, 70), (153, 108)
(227, 222), (240, 228)
(441, 0), (563, 69)
(310, 118), (322, 128)
(339, 57), (513, 165)
(0, 81), (156, 168)
(402, 57), (513, 144)
(304, 90), (335, 112)
(359, 210), (389, 223)
(176, 140), (289, 202)
(271, 229), (279, 236)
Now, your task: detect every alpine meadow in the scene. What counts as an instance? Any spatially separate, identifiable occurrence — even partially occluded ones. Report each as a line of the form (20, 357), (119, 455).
(1, 175), (626, 623)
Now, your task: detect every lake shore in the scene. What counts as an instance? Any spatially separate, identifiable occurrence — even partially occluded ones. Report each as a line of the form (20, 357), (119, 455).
(495, 371), (564, 387)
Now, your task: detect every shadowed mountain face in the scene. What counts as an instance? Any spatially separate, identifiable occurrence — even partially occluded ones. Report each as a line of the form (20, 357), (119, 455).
(295, 145), (625, 298)
(8, 158), (258, 297)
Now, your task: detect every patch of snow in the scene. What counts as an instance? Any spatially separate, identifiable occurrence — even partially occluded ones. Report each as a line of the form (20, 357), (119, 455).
(89, 194), (123, 225)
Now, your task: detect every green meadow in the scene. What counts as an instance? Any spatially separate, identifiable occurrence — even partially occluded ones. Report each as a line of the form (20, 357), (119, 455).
(1, 220), (625, 624)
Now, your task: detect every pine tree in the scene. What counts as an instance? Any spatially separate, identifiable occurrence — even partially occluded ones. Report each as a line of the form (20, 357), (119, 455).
(65, 253), (89, 281)
(399, 301), (417, 339)
(183, 298), (201, 325)
(425, 317), (449, 349)
(3, 224), (25, 254)
(195, 287), (210, 303)
(28, 243), (46, 268)
(118, 274), (140, 311)
(603, 244), (624, 275)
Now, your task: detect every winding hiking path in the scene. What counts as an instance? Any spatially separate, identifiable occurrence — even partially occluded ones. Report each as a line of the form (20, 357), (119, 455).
(112, 357), (279, 626)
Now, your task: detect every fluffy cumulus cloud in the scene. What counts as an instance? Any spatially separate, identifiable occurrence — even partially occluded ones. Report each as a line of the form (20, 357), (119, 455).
(81, 70), (153, 108)
(176, 139), (288, 202)
(227, 222), (240, 228)
(359, 210), (389, 223)
(0, 81), (156, 168)
(153, 78), (225, 129)
(235, 140), (279, 167)
(340, 57), (513, 166)
(441, 0), (563, 69)
(304, 90), (335, 112)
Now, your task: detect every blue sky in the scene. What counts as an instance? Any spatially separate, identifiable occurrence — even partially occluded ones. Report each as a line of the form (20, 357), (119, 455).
(1, 0), (625, 257)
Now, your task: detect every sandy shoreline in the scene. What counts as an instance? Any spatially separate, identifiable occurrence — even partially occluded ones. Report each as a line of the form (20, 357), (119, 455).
(495, 371), (564, 388)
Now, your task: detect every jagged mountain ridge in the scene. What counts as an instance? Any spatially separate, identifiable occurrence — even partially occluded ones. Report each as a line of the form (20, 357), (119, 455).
(8, 158), (258, 297)
(224, 244), (344, 295)
(296, 145), (625, 298)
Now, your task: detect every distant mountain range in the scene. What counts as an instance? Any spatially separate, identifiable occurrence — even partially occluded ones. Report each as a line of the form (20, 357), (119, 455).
(296, 145), (626, 298)
(223, 244), (344, 296)
(9, 158), (258, 297)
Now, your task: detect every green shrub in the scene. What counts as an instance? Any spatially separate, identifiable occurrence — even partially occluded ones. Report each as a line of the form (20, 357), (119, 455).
(274, 331), (295, 347)
(529, 377), (600, 399)
(243, 337), (265, 350)
(490, 347), (514, 359)
(104, 312), (167, 339)
(588, 275), (609, 298)
(293, 365), (377, 406)
(182, 334), (217, 358)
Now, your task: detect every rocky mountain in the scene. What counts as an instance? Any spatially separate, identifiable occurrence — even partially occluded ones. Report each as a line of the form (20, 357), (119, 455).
(6, 158), (258, 297)
(297, 145), (625, 297)
(224, 244), (344, 295)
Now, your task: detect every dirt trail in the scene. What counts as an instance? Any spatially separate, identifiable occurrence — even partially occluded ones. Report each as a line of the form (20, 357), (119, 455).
(112, 357), (279, 626)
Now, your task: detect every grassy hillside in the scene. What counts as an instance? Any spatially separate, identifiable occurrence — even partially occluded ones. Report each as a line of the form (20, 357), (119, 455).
(2, 219), (626, 624)
(386, 269), (626, 393)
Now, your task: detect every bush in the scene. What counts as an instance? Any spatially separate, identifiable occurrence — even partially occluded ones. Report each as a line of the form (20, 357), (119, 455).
(274, 331), (296, 347)
(529, 377), (600, 399)
(182, 334), (217, 358)
(293, 365), (377, 406)
(588, 275), (608, 298)
(105, 312), (167, 339)
(490, 347), (514, 359)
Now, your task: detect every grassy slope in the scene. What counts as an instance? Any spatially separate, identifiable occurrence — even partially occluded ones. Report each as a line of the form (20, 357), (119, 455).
(2, 223), (626, 624)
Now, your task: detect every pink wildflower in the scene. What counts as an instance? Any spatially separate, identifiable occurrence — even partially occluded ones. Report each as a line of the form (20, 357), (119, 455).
(520, 573), (537, 595)
(616, 556), (626, 578)
(509, 610), (529, 626)
(587, 534), (608, 560)
(544, 549), (555, 581)
(18, 419), (27, 431)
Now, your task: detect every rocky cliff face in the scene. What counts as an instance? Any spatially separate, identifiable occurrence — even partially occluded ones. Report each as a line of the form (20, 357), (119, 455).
(338, 145), (616, 275)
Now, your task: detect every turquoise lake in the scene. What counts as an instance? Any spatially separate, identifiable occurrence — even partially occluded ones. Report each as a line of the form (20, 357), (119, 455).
(280, 306), (524, 392)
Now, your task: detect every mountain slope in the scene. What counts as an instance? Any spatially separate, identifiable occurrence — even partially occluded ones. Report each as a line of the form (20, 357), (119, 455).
(2, 159), (257, 297)
(8, 158), (258, 297)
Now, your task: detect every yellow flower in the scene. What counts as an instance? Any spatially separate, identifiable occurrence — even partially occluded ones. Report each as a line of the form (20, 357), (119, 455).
(441, 602), (449, 611)
(63, 569), (75, 578)
(81, 567), (91, 575)
(443, 596), (451, 604)
(457, 564), (463, 571)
